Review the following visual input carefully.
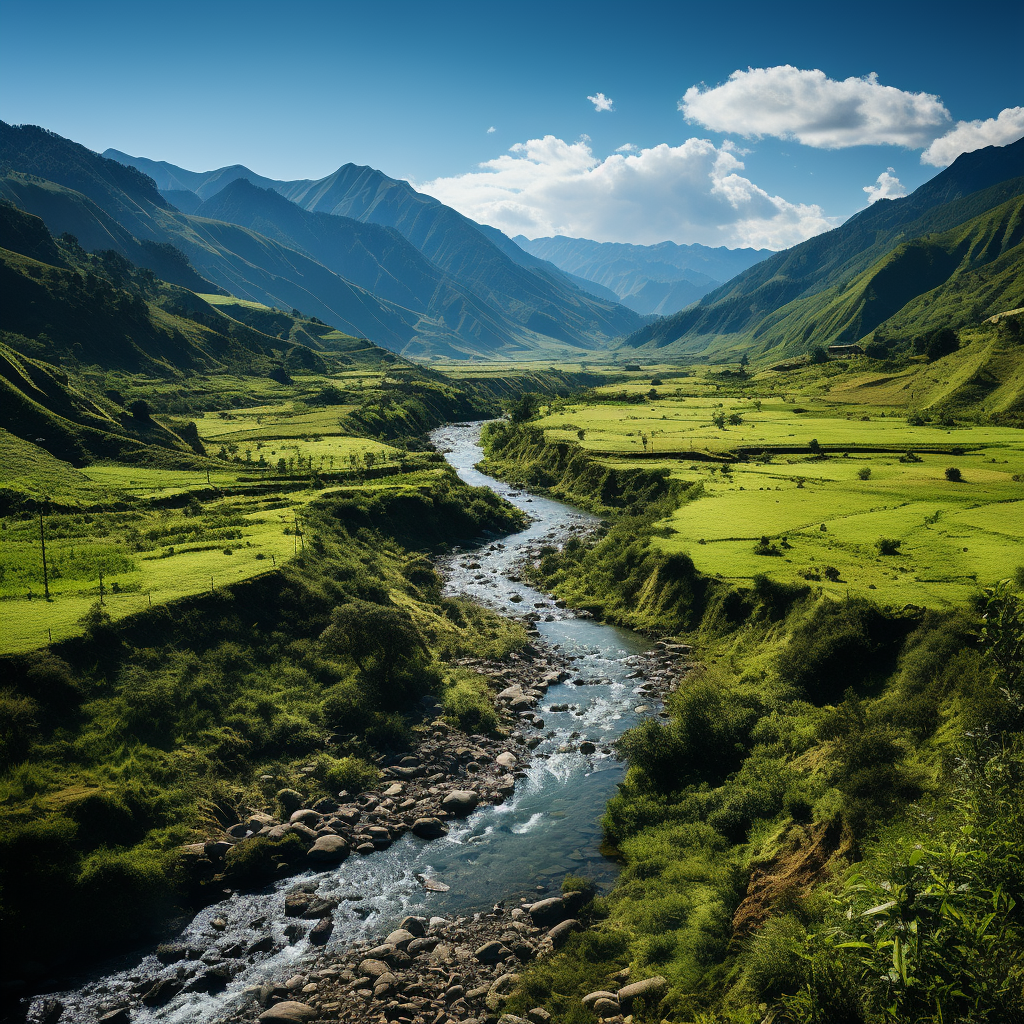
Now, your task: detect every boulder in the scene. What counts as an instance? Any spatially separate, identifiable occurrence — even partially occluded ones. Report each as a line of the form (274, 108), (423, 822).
(358, 958), (392, 979)
(412, 817), (448, 839)
(441, 790), (479, 817)
(289, 809), (321, 827)
(306, 834), (349, 863)
(275, 789), (304, 816)
(617, 974), (668, 1010)
(141, 978), (182, 1006)
(528, 896), (566, 926)
(398, 915), (427, 936)
(258, 1002), (317, 1022)
(384, 928), (415, 950)
(594, 997), (622, 1018)
(308, 917), (333, 945)
(496, 751), (518, 768)
(475, 940), (511, 963)
(545, 918), (580, 948)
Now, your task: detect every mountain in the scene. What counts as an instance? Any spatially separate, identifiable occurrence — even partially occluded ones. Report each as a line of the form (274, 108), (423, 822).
(623, 137), (1024, 359)
(515, 235), (772, 315)
(102, 145), (648, 354)
(0, 200), (400, 466)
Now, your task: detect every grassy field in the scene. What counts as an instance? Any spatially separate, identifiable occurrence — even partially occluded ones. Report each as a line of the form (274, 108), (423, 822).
(533, 382), (1024, 606)
(0, 382), (446, 654)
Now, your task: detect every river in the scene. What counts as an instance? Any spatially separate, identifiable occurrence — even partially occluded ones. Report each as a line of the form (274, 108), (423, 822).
(28, 421), (657, 1024)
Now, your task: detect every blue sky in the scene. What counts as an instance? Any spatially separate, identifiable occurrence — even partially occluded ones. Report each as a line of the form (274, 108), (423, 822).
(2, 0), (1021, 248)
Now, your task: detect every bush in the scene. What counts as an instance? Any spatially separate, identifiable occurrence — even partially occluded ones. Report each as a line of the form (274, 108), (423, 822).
(945, 466), (962, 481)
(323, 755), (380, 795)
(857, 467), (871, 480)
(875, 537), (901, 555)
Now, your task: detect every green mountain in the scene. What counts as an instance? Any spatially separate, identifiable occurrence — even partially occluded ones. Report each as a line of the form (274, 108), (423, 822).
(0, 201), (387, 466)
(103, 145), (648, 356)
(623, 137), (1024, 359)
(514, 234), (771, 315)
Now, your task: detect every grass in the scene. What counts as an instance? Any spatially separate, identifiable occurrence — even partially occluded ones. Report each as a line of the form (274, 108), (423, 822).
(527, 384), (1024, 607)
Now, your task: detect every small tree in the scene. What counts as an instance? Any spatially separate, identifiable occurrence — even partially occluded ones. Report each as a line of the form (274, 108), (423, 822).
(128, 399), (151, 421)
(809, 438), (821, 453)
(945, 467), (963, 482)
(876, 537), (901, 555)
(857, 467), (872, 480)
(712, 411), (726, 429)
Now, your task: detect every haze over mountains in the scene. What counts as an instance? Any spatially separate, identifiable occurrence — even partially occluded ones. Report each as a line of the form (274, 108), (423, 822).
(514, 236), (772, 316)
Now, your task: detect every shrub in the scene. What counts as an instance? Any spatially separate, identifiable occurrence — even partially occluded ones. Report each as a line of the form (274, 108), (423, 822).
(875, 537), (901, 555)
(224, 833), (305, 886)
(323, 755), (380, 795)
(945, 466), (962, 481)
(857, 467), (871, 480)
(754, 536), (782, 556)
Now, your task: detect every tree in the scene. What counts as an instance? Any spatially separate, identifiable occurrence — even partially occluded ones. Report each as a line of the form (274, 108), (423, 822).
(945, 466), (963, 482)
(508, 393), (540, 423)
(712, 412), (726, 429)
(809, 345), (829, 364)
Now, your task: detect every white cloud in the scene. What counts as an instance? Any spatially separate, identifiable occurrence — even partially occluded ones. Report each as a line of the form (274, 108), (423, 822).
(921, 106), (1024, 166)
(416, 135), (837, 249)
(681, 65), (951, 149)
(587, 92), (614, 112)
(863, 168), (908, 204)
(487, 126), (496, 133)
(616, 143), (638, 153)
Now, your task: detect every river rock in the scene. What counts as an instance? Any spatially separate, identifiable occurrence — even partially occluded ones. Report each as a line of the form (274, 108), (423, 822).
(546, 918), (580, 947)
(496, 751), (518, 767)
(582, 990), (619, 1009)
(276, 789), (304, 816)
(97, 1010), (130, 1024)
(358, 958), (392, 979)
(617, 974), (668, 1009)
(528, 896), (566, 926)
(594, 997), (622, 1018)
(399, 914), (427, 936)
(475, 940), (511, 963)
(289, 809), (321, 827)
(384, 928), (415, 950)
(309, 917), (333, 944)
(441, 790), (479, 817)
(306, 834), (349, 863)
(412, 817), (448, 838)
(257, 1001), (317, 1022)
(141, 977), (182, 1006)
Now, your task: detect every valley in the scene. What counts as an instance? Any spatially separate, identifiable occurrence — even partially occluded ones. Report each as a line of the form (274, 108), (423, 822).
(0, 116), (1022, 1024)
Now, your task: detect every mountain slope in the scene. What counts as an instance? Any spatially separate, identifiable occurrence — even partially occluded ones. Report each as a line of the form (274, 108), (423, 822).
(624, 137), (1024, 357)
(103, 148), (648, 350)
(516, 235), (771, 315)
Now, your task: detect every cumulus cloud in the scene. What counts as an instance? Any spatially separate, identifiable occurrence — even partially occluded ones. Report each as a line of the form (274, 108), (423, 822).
(863, 168), (908, 204)
(587, 92), (614, 112)
(921, 106), (1024, 166)
(487, 126), (496, 133)
(417, 135), (837, 249)
(616, 143), (638, 153)
(681, 65), (951, 149)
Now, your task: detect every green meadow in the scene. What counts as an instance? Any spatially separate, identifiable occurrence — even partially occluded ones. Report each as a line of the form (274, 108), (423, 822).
(534, 382), (1024, 606)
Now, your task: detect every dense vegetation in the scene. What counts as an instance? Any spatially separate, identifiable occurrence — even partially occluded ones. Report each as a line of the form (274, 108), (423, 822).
(0, 477), (527, 979)
(484, 420), (1024, 1024)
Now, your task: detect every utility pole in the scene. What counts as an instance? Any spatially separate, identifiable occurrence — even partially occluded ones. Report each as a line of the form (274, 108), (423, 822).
(38, 502), (50, 601)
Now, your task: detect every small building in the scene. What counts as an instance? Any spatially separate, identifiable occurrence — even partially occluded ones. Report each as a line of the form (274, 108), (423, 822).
(827, 344), (863, 358)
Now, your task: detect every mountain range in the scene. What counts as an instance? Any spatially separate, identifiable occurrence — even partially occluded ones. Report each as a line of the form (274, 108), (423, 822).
(0, 123), (649, 361)
(514, 235), (771, 316)
(622, 136), (1024, 360)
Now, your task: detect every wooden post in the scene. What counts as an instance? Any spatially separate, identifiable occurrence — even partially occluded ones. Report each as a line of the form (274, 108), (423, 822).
(38, 504), (50, 601)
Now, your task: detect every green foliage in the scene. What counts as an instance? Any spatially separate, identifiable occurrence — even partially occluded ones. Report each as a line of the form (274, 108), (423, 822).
(875, 537), (901, 555)
(322, 755), (380, 795)
(945, 466), (963, 481)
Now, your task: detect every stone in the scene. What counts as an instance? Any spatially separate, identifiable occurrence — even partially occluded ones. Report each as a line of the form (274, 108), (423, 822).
(496, 751), (518, 768)
(527, 1010), (552, 1024)
(97, 1010), (130, 1024)
(306, 834), (349, 863)
(475, 940), (511, 963)
(155, 943), (188, 964)
(412, 817), (448, 839)
(579, 741), (596, 754)
(617, 974), (668, 1009)
(257, 1002), (318, 1022)
(384, 928), (415, 950)
(289, 809), (321, 827)
(582, 990), (619, 1009)
(594, 997), (622, 1018)
(546, 918), (580, 948)
(358, 958), (392, 979)
(140, 978), (182, 1007)
(528, 896), (566, 926)
(441, 789), (480, 817)
(309, 917), (333, 944)
(398, 915), (427, 936)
